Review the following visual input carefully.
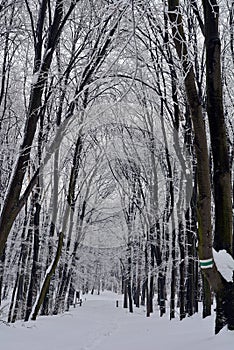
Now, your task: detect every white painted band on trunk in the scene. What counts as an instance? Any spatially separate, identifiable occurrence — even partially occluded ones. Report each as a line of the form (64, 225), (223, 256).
(200, 263), (214, 269)
(199, 258), (213, 263)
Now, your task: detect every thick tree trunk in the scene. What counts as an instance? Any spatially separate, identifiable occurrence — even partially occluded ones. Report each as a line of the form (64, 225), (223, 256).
(168, 0), (234, 332)
(202, 275), (212, 318)
(202, 0), (233, 255)
(202, 0), (233, 331)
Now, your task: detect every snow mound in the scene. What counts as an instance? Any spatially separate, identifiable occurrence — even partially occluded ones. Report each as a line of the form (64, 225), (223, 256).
(213, 249), (234, 282)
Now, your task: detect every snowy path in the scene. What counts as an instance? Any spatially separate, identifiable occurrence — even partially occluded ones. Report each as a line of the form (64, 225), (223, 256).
(1, 292), (233, 350)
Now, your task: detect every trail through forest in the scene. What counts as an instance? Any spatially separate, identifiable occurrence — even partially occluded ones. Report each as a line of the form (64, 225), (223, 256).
(1, 291), (233, 350)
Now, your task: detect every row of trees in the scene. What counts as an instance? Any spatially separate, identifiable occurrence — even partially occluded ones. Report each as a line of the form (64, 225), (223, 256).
(0, 0), (233, 333)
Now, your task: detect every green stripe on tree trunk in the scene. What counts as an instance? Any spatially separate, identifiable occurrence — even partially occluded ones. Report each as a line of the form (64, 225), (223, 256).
(199, 259), (214, 268)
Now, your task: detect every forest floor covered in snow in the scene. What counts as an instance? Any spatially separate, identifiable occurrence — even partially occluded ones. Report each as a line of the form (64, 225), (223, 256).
(1, 291), (233, 350)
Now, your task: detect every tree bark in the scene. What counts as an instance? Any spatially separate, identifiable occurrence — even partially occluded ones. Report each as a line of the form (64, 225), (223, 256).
(202, 0), (233, 255)
(31, 232), (63, 321)
(168, 0), (233, 332)
(202, 274), (212, 318)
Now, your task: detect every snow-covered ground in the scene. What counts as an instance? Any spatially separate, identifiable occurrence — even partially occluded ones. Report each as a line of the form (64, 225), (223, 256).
(1, 291), (233, 350)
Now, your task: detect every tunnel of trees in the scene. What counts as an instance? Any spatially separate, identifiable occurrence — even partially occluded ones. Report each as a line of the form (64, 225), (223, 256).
(0, 0), (233, 334)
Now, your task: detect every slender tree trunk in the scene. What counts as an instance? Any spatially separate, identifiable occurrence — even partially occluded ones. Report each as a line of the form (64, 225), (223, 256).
(144, 241), (150, 317)
(127, 252), (133, 313)
(9, 204), (33, 322)
(178, 220), (186, 320)
(25, 189), (41, 321)
(7, 272), (19, 323)
(0, 247), (5, 305)
(141, 280), (146, 306)
(170, 226), (176, 320)
(158, 273), (166, 317)
(133, 253), (140, 308)
(0, 0), (76, 256)
(123, 278), (128, 309)
(31, 232), (63, 321)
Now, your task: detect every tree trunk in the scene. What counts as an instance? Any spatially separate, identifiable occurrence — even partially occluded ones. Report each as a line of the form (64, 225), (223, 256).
(170, 227), (176, 320)
(202, 274), (212, 318)
(31, 232), (63, 321)
(202, 0), (233, 255)
(178, 220), (186, 320)
(123, 279), (128, 309)
(25, 190), (41, 321)
(0, 247), (5, 305)
(0, 0), (76, 257)
(127, 254), (133, 313)
(168, 0), (234, 332)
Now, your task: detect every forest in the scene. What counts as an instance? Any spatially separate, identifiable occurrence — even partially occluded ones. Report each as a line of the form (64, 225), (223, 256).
(0, 0), (233, 336)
